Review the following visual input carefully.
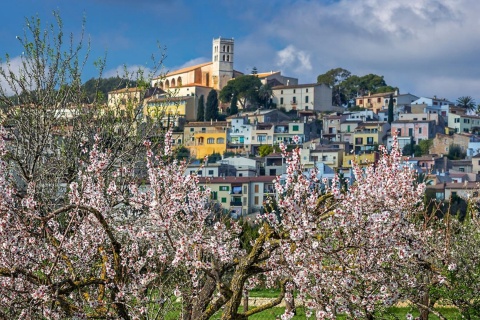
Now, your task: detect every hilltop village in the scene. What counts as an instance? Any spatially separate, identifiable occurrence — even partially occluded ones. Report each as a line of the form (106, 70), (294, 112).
(108, 37), (480, 218)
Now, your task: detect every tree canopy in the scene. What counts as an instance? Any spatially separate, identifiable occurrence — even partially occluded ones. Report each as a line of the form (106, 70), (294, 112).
(219, 75), (262, 109)
(317, 68), (397, 106)
(456, 96), (476, 112)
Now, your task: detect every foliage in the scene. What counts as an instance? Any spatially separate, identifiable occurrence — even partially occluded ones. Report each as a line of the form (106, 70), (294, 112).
(218, 75), (262, 109)
(82, 76), (137, 103)
(403, 143), (422, 157)
(447, 144), (466, 160)
(388, 93), (394, 124)
(418, 139), (433, 155)
(205, 89), (219, 121)
(206, 152), (222, 163)
(257, 145), (280, 157)
(317, 68), (397, 106)
(197, 94), (205, 121)
(175, 145), (190, 161)
(456, 96), (476, 112)
(228, 94), (238, 116)
(3, 12), (480, 320)
(403, 140), (432, 157)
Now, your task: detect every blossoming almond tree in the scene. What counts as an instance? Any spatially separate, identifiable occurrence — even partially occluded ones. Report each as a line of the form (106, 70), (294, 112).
(265, 137), (427, 319)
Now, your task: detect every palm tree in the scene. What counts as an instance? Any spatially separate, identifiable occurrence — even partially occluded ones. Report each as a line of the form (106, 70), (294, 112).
(456, 96), (476, 112)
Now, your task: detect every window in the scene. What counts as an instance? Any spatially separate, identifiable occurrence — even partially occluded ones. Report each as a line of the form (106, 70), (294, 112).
(367, 137), (374, 144)
(211, 191), (217, 200)
(281, 90), (283, 94)
(408, 128), (413, 136)
(190, 128), (194, 132)
(254, 184), (259, 193)
(359, 99), (363, 104)
(377, 97), (381, 102)
(293, 89), (296, 93)
(419, 127), (422, 134)
(219, 186), (230, 191)
(280, 97), (284, 104)
(207, 138), (215, 144)
(292, 96), (296, 103)
(217, 137), (225, 144)
(201, 128), (206, 133)
(292, 125), (299, 132)
(305, 96), (309, 103)
(355, 137), (363, 144)
(243, 186), (247, 194)
(254, 196), (259, 205)
(208, 170), (214, 175)
(306, 88), (308, 93)
(221, 197), (227, 203)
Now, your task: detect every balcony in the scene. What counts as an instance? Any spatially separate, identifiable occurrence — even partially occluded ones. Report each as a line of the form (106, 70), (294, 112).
(264, 186), (275, 193)
(230, 201), (243, 206)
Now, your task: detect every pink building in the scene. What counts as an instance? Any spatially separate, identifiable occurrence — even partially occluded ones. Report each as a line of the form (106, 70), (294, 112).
(391, 120), (436, 144)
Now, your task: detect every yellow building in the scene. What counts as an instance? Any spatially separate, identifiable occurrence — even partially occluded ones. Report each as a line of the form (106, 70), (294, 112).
(342, 152), (379, 168)
(352, 122), (389, 154)
(184, 121), (228, 159)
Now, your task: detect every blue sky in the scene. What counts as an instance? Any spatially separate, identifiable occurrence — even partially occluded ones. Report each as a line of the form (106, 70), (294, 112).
(1, 0), (479, 102)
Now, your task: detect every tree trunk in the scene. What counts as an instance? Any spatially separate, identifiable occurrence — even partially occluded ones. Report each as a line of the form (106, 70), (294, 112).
(242, 288), (249, 313)
(284, 288), (296, 315)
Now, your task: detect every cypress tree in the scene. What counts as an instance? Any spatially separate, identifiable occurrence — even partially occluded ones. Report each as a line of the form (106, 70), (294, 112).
(197, 95), (205, 121)
(205, 89), (219, 121)
(388, 93), (394, 124)
(229, 94), (238, 116)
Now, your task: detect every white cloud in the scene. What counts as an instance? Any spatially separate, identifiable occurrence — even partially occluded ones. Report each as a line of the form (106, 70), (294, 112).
(167, 57), (209, 73)
(235, 0), (480, 101)
(103, 64), (156, 80)
(0, 55), (26, 97)
(275, 45), (312, 74)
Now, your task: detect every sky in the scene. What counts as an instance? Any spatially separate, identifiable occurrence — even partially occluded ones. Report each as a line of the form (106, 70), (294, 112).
(0, 0), (479, 103)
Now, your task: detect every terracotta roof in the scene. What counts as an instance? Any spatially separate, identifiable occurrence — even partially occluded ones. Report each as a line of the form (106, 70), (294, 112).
(153, 62), (213, 80)
(254, 71), (280, 78)
(109, 87), (144, 94)
(198, 176), (277, 184)
(272, 83), (321, 90)
(185, 121), (228, 127)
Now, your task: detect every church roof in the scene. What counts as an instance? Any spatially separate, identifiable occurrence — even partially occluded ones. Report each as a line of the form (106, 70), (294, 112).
(153, 62), (213, 80)
(254, 71), (280, 78)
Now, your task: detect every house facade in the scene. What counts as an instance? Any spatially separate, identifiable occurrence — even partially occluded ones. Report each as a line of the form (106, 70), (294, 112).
(183, 121), (228, 159)
(272, 83), (332, 112)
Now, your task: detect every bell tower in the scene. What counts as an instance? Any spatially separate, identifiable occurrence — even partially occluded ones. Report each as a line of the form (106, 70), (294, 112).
(212, 37), (234, 90)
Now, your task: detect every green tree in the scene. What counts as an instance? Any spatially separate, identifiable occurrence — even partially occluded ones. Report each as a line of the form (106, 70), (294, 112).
(317, 68), (397, 106)
(258, 145), (280, 157)
(447, 144), (466, 160)
(403, 143), (422, 157)
(197, 94), (205, 121)
(205, 89), (219, 121)
(456, 96), (476, 112)
(175, 145), (190, 161)
(219, 75), (262, 109)
(257, 84), (272, 108)
(82, 76), (137, 103)
(418, 139), (433, 155)
(388, 93), (394, 124)
(229, 94), (238, 116)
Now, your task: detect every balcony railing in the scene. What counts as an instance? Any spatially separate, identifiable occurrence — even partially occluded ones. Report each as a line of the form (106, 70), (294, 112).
(230, 201), (243, 206)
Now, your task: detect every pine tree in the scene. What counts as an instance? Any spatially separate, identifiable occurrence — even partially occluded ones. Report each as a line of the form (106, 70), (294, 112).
(197, 94), (205, 121)
(205, 89), (219, 121)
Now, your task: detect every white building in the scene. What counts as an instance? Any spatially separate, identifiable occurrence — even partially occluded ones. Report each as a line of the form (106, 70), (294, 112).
(272, 83), (332, 112)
